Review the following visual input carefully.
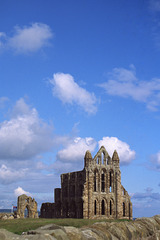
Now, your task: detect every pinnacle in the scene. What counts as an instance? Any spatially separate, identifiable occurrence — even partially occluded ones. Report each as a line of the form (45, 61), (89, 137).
(112, 150), (119, 161)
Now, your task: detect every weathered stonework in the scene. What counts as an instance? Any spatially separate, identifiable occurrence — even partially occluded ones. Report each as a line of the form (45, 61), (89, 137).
(17, 194), (38, 218)
(41, 146), (132, 219)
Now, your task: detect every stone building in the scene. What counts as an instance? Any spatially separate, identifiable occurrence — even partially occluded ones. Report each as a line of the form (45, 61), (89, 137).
(41, 146), (132, 219)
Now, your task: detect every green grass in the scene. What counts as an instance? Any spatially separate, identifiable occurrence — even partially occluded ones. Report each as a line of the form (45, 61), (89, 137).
(0, 218), (131, 235)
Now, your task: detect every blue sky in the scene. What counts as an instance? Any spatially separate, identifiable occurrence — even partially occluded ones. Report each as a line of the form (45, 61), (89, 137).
(0, 0), (160, 218)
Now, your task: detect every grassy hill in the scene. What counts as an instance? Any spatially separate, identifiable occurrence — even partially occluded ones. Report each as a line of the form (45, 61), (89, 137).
(0, 218), (130, 235)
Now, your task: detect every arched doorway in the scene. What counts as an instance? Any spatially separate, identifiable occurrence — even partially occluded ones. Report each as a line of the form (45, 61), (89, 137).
(24, 205), (29, 218)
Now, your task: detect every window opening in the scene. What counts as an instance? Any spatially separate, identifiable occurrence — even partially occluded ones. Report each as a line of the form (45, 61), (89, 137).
(109, 171), (112, 192)
(110, 200), (112, 215)
(101, 173), (105, 192)
(102, 200), (105, 215)
(101, 152), (104, 164)
(110, 172), (112, 186)
(94, 171), (96, 192)
(24, 206), (29, 218)
(94, 200), (97, 215)
(97, 157), (99, 164)
(123, 202), (125, 217)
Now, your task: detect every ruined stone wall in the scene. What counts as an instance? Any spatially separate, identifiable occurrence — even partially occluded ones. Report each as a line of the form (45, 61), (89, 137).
(40, 146), (132, 220)
(17, 194), (38, 218)
(82, 146), (132, 219)
(40, 203), (55, 218)
(61, 170), (85, 218)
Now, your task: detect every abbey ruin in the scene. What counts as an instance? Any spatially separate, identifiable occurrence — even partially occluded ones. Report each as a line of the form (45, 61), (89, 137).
(17, 194), (38, 218)
(41, 146), (132, 219)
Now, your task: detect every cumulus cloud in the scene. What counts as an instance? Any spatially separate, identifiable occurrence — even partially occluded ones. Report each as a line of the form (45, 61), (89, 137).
(53, 137), (97, 172)
(0, 98), (54, 160)
(0, 23), (53, 53)
(57, 137), (97, 162)
(0, 164), (27, 184)
(99, 65), (160, 111)
(14, 187), (31, 197)
(53, 136), (135, 172)
(50, 73), (97, 114)
(98, 137), (135, 164)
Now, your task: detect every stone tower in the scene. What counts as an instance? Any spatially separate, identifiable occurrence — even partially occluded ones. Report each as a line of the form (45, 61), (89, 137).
(40, 146), (132, 219)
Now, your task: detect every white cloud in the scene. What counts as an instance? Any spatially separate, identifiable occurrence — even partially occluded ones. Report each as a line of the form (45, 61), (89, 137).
(0, 23), (53, 53)
(0, 164), (27, 184)
(0, 98), (54, 160)
(57, 137), (97, 162)
(14, 187), (31, 197)
(50, 73), (97, 114)
(99, 65), (160, 111)
(98, 137), (135, 164)
(54, 136), (135, 172)
(53, 137), (97, 172)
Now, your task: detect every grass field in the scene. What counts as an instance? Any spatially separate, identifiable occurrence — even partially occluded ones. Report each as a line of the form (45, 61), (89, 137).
(0, 218), (131, 235)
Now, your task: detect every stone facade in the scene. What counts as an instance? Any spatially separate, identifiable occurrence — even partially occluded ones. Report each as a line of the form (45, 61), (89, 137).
(17, 194), (38, 218)
(41, 146), (132, 219)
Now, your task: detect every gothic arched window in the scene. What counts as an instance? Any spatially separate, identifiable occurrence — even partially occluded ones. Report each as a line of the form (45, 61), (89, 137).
(123, 202), (125, 217)
(94, 200), (97, 215)
(101, 173), (105, 192)
(102, 200), (105, 215)
(110, 200), (112, 215)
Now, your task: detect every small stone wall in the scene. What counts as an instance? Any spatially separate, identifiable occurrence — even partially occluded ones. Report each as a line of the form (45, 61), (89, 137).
(0, 213), (14, 220)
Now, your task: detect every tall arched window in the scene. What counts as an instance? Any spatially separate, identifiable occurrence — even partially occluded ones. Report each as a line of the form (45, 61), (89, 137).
(94, 200), (97, 215)
(94, 171), (96, 192)
(102, 200), (105, 215)
(101, 152), (104, 164)
(110, 200), (112, 215)
(109, 171), (112, 192)
(129, 202), (131, 219)
(101, 173), (105, 192)
(123, 202), (125, 217)
(97, 157), (99, 164)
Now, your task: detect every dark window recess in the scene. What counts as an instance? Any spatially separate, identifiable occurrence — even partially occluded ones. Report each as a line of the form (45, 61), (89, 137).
(102, 200), (105, 215)
(110, 200), (112, 215)
(94, 200), (97, 215)
(101, 173), (105, 192)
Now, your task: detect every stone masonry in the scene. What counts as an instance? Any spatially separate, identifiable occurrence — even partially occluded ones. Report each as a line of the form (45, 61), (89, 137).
(41, 146), (132, 219)
(17, 194), (38, 218)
